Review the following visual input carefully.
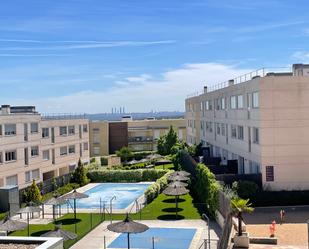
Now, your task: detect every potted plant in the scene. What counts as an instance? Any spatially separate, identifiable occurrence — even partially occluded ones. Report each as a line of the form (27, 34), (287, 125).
(231, 197), (254, 248)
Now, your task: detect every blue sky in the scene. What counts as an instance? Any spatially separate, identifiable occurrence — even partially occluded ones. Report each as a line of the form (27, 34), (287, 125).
(1, 0), (309, 113)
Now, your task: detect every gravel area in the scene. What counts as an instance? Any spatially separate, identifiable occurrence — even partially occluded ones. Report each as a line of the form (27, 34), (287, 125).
(246, 223), (308, 246)
(0, 244), (39, 249)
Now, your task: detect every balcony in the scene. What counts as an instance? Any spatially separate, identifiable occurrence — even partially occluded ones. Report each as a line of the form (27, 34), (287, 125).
(128, 136), (154, 143)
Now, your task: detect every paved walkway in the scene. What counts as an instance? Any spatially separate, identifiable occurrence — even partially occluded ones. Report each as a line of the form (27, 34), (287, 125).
(70, 219), (220, 249)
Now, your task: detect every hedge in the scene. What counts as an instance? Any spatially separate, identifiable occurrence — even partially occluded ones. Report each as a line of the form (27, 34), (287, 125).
(87, 169), (169, 183)
(144, 171), (173, 204)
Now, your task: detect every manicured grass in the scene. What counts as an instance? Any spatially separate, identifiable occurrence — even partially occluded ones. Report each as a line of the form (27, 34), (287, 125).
(10, 192), (202, 248)
(0, 212), (7, 221)
(154, 163), (174, 170)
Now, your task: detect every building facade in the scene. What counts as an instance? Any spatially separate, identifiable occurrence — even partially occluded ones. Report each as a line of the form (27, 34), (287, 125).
(0, 105), (90, 189)
(186, 64), (309, 190)
(89, 118), (186, 156)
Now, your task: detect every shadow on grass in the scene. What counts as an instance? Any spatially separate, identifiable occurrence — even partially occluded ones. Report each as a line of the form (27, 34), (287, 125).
(157, 214), (185, 220)
(162, 207), (183, 213)
(54, 218), (81, 225)
(31, 230), (51, 237)
(162, 198), (185, 203)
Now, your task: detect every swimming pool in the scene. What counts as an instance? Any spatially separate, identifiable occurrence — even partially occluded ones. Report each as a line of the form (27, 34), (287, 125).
(74, 183), (152, 209)
(108, 228), (197, 249)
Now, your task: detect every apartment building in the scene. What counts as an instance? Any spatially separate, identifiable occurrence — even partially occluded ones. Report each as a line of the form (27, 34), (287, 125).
(186, 64), (309, 190)
(0, 105), (90, 189)
(89, 118), (186, 156)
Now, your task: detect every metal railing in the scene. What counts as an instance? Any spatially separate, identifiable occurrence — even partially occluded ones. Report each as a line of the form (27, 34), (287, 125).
(41, 113), (87, 120)
(187, 66), (292, 97)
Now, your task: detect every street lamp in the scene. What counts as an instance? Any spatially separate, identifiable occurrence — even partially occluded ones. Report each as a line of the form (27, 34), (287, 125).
(202, 213), (211, 249)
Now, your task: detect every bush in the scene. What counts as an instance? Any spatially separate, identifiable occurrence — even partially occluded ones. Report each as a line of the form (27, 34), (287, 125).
(23, 180), (42, 204)
(90, 157), (96, 163)
(133, 151), (153, 160)
(144, 171), (172, 204)
(100, 157), (108, 166)
(232, 181), (259, 199)
(116, 147), (134, 162)
(87, 169), (168, 183)
(72, 159), (90, 186)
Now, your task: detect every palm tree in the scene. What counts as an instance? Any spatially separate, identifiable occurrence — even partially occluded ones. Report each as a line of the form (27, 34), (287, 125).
(230, 198), (254, 236)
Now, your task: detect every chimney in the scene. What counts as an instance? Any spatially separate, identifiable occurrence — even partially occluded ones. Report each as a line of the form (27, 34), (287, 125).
(228, 79), (234, 86)
(1, 105), (11, 114)
(203, 86), (208, 93)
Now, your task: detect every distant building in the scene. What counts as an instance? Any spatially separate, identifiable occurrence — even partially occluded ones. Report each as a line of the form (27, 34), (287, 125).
(186, 63), (309, 190)
(89, 118), (186, 156)
(0, 105), (89, 188)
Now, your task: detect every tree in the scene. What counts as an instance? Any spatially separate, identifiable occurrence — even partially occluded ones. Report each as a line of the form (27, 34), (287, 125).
(26, 180), (42, 203)
(72, 158), (89, 186)
(116, 146), (133, 162)
(230, 198), (254, 236)
(157, 126), (179, 155)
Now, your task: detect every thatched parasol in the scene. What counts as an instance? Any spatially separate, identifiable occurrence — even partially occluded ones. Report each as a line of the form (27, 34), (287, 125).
(107, 213), (149, 249)
(41, 225), (77, 241)
(170, 171), (191, 177)
(168, 174), (189, 182)
(44, 197), (67, 220)
(62, 189), (88, 219)
(17, 205), (42, 236)
(163, 186), (189, 218)
(168, 181), (188, 188)
(0, 215), (27, 233)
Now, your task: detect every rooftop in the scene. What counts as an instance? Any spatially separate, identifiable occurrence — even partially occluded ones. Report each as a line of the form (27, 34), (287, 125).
(187, 63), (309, 98)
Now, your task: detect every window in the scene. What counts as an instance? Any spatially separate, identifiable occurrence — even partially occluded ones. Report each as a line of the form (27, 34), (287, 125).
(215, 99), (220, 110)
(60, 146), (67, 156)
(32, 169), (39, 180)
(42, 128), (49, 138)
(221, 124), (225, 136)
(93, 147), (100, 156)
(0, 124), (2, 136)
(6, 175), (17, 186)
(252, 92), (259, 108)
(208, 100), (213, 110)
(83, 124), (88, 132)
(221, 98), (225, 110)
(237, 95), (243, 109)
(83, 142), (89, 151)
(31, 146), (39, 157)
(0, 152), (2, 164)
(216, 123), (220, 135)
(42, 150), (50, 160)
(59, 126), (67, 136)
(230, 96), (237, 109)
(5, 150), (16, 161)
(93, 135), (100, 144)
(253, 127), (259, 144)
(205, 101), (209, 110)
(25, 169), (39, 183)
(68, 145), (75, 154)
(68, 125), (75, 135)
(237, 126), (244, 140)
(4, 124), (16, 136)
(266, 166), (274, 182)
(69, 164), (76, 172)
(30, 123), (38, 133)
(231, 125), (237, 138)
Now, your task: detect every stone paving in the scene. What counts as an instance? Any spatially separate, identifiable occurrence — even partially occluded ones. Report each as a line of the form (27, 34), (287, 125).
(70, 219), (221, 249)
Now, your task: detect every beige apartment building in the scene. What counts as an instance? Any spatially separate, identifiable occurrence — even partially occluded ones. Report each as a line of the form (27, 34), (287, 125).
(89, 118), (186, 156)
(0, 105), (90, 189)
(186, 64), (309, 191)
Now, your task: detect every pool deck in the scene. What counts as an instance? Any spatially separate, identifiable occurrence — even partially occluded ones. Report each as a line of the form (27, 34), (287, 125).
(70, 219), (220, 249)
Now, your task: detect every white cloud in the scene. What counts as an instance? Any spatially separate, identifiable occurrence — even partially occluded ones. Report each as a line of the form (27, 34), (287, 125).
(292, 51), (309, 62)
(6, 63), (252, 113)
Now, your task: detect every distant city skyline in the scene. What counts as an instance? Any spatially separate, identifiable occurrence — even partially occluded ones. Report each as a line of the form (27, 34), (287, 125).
(1, 0), (309, 113)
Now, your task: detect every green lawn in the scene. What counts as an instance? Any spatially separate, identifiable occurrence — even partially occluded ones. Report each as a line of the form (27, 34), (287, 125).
(0, 212), (7, 221)
(154, 163), (174, 170)
(10, 192), (202, 249)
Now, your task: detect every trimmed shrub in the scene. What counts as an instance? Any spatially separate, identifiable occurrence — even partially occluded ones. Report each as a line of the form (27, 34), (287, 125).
(87, 169), (168, 183)
(144, 171), (172, 204)
(90, 157), (96, 163)
(232, 181), (259, 200)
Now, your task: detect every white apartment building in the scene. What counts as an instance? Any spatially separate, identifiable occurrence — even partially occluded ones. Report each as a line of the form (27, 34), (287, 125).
(0, 105), (90, 189)
(186, 64), (309, 191)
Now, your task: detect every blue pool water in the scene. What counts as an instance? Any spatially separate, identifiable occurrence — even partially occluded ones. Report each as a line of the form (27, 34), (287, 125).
(74, 183), (151, 209)
(108, 228), (197, 249)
